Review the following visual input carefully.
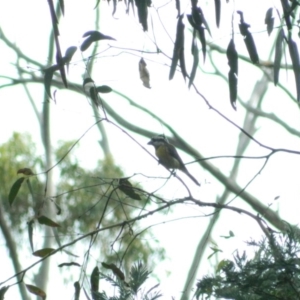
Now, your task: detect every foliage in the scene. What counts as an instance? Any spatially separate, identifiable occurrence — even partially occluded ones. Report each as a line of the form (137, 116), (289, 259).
(93, 261), (162, 300)
(195, 230), (300, 300)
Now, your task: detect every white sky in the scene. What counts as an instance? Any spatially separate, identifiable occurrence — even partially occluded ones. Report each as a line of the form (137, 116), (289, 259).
(1, 0), (300, 299)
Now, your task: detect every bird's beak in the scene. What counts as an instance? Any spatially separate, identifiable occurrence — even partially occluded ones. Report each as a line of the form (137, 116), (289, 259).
(147, 140), (153, 145)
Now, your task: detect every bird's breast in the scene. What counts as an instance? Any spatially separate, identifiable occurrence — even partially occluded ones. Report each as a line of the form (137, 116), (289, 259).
(155, 146), (180, 169)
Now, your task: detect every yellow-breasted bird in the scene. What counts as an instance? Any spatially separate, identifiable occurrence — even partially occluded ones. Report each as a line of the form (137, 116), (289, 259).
(148, 135), (200, 186)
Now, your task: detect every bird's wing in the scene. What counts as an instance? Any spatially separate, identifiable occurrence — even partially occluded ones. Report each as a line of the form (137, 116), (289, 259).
(167, 144), (185, 166)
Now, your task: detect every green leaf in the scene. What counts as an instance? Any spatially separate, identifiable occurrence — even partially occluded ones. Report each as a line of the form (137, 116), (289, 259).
(33, 248), (55, 257)
(37, 215), (60, 227)
(226, 38), (238, 110)
(169, 14), (185, 80)
(25, 284), (46, 300)
(214, 0), (221, 27)
(189, 35), (199, 88)
(96, 85), (113, 93)
(274, 29), (284, 85)
(80, 31), (116, 51)
(0, 286), (9, 300)
(287, 34), (300, 102)
(102, 262), (125, 280)
(58, 262), (81, 268)
(44, 65), (59, 99)
(27, 219), (34, 252)
(237, 11), (259, 64)
(74, 281), (80, 300)
(265, 8), (274, 36)
(91, 266), (99, 293)
(8, 177), (25, 206)
(118, 178), (141, 200)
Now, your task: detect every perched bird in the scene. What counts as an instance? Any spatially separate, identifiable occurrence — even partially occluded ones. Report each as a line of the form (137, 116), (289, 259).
(148, 135), (200, 186)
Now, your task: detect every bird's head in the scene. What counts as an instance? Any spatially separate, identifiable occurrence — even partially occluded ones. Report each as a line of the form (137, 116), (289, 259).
(147, 135), (168, 148)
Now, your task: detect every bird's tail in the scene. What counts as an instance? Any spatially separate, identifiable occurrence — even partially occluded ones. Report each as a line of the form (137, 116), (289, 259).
(182, 169), (200, 186)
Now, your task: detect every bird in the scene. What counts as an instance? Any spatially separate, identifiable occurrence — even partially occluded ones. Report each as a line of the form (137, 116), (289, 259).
(148, 135), (200, 186)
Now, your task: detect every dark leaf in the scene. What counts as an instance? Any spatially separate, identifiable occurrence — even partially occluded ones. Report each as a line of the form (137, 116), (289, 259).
(265, 8), (274, 36)
(62, 46), (77, 68)
(8, 177), (25, 206)
(175, 0), (180, 17)
(192, 6), (211, 37)
(91, 267), (100, 293)
(169, 14), (185, 80)
(59, 0), (64, 15)
(58, 262), (81, 268)
(54, 202), (62, 215)
(112, 0), (117, 16)
(281, 0), (292, 30)
(44, 65), (59, 99)
(96, 85), (113, 93)
(139, 58), (151, 88)
(214, 0), (221, 27)
(179, 46), (187, 81)
(102, 262), (125, 280)
(227, 39), (238, 110)
(0, 286), (9, 300)
(33, 248), (55, 257)
(189, 35), (199, 88)
(237, 11), (259, 64)
(187, 9), (207, 61)
(83, 77), (94, 88)
(74, 281), (80, 300)
(80, 31), (116, 51)
(274, 29), (285, 85)
(118, 178), (141, 200)
(287, 35), (300, 101)
(17, 168), (34, 176)
(135, 0), (148, 31)
(25, 284), (46, 300)
(37, 215), (60, 227)
(27, 219), (34, 252)
(90, 87), (100, 107)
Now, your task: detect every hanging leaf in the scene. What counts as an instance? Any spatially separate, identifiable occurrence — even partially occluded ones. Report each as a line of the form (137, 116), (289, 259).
(237, 11), (259, 64)
(0, 286), (9, 300)
(17, 168), (34, 176)
(58, 262), (81, 268)
(74, 281), (80, 300)
(62, 46), (77, 72)
(118, 178), (141, 200)
(33, 248), (55, 258)
(112, 0), (117, 16)
(139, 58), (151, 88)
(37, 215), (60, 227)
(8, 177), (25, 206)
(169, 14), (185, 80)
(281, 0), (292, 30)
(44, 65), (59, 99)
(27, 219), (34, 252)
(90, 87), (100, 107)
(287, 35), (300, 102)
(83, 77), (94, 90)
(25, 284), (46, 300)
(189, 34), (199, 88)
(91, 266), (100, 294)
(80, 31), (116, 51)
(227, 39), (238, 110)
(265, 8), (274, 36)
(274, 29), (285, 85)
(214, 0), (221, 27)
(59, 0), (64, 15)
(175, 0), (180, 18)
(187, 8), (207, 61)
(102, 262), (125, 281)
(135, 0), (149, 31)
(96, 85), (113, 93)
